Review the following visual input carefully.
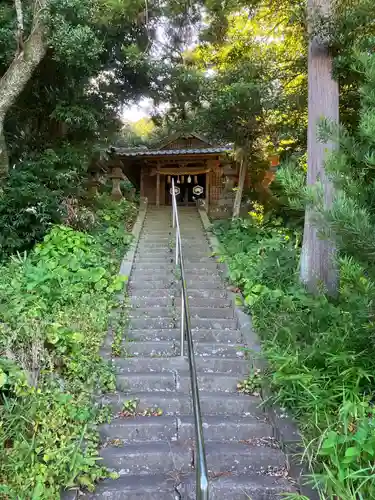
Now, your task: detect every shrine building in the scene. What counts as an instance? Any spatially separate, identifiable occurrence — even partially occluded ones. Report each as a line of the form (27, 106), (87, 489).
(105, 133), (239, 215)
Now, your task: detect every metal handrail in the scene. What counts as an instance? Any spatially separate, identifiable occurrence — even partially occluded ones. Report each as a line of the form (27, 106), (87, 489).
(171, 178), (209, 500)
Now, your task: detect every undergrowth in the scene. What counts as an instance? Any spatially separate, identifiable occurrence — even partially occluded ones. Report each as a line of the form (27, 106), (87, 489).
(215, 211), (375, 499)
(0, 195), (137, 499)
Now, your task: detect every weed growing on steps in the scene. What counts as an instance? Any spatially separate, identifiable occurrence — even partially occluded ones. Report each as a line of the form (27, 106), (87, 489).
(0, 195), (136, 498)
(237, 369), (262, 396)
(120, 399), (163, 417)
(215, 215), (375, 499)
(111, 301), (131, 357)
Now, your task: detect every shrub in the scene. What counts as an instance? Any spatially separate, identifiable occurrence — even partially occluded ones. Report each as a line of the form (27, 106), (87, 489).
(0, 195), (136, 498)
(215, 216), (375, 499)
(0, 145), (91, 260)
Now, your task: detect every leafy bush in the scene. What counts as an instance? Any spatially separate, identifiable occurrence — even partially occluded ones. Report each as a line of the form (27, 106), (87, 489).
(0, 195), (136, 498)
(215, 216), (375, 499)
(0, 146), (89, 260)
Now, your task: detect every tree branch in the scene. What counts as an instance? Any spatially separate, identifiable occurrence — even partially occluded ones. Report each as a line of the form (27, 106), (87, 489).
(15, 0), (24, 54)
(0, 0), (49, 178)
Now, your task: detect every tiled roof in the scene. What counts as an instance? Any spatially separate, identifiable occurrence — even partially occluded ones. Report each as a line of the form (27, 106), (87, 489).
(110, 146), (232, 157)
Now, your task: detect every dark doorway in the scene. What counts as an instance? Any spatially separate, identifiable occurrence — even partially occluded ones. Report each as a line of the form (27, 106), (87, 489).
(165, 174), (206, 206)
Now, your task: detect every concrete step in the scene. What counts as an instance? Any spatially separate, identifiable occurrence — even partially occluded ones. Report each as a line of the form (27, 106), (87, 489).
(103, 391), (263, 416)
(129, 308), (174, 318)
(132, 263), (219, 272)
(129, 289), (175, 298)
(189, 307), (234, 319)
(129, 318), (176, 329)
(129, 297), (172, 308)
(100, 441), (285, 477)
(177, 267), (223, 275)
(190, 342), (245, 358)
(181, 262), (219, 270)
(187, 318), (237, 329)
(179, 257), (217, 263)
(99, 415), (272, 444)
(77, 474), (176, 499)
(178, 373), (243, 393)
(178, 276), (224, 286)
(114, 355), (248, 375)
(99, 416), (177, 443)
(140, 233), (170, 236)
(132, 264), (174, 271)
(116, 372), (176, 392)
(126, 341), (178, 357)
(179, 251), (214, 257)
(182, 289), (227, 299)
(136, 250), (175, 258)
(129, 275), (174, 285)
(128, 281), (175, 290)
(137, 242), (171, 248)
(124, 328), (241, 343)
(134, 251), (173, 258)
(133, 255), (173, 262)
(100, 442), (189, 475)
(115, 372), (242, 393)
(128, 307), (234, 320)
(205, 442), (286, 475)
(103, 341), (177, 357)
(178, 415), (273, 442)
(136, 242), (172, 247)
(136, 241), (171, 245)
(180, 474), (296, 499)
(175, 297), (232, 308)
(184, 279), (224, 289)
(139, 240), (170, 245)
(114, 340), (243, 358)
(133, 258), (174, 264)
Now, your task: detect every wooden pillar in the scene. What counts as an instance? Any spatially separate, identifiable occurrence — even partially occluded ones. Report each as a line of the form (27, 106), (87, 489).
(140, 167), (144, 198)
(206, 171), (210, 213)
(156, 170), (160, 207)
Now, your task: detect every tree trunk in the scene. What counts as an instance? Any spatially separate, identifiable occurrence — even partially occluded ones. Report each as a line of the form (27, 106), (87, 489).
(232, 159), (247, 218)
(300, 0), (339, 295)
(0, 0), (48, 179)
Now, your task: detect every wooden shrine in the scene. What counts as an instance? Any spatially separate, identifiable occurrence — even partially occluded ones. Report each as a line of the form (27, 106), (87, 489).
(104, 133), (237, 214)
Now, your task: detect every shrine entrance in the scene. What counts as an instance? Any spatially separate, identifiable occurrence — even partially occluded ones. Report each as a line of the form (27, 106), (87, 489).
(101, 132), (236, 214)
(165, 174), (206, 206)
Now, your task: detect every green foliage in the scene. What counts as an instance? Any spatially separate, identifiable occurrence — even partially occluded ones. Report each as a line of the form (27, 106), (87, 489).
(214, 215), (300, 306)
(213, 40), (375, 499)
(0, 195), (136, 498)
(1, 0), (166, 171)
(0, 145), (89, 260)
(216, 213), (375, 498)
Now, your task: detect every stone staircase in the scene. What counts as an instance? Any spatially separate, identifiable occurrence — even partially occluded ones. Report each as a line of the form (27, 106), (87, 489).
(89, 207), (296, 499)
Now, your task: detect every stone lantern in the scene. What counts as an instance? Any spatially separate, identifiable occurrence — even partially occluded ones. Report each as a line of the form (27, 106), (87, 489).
(109, 165), (126, 200)
(88, 171), (101, 196)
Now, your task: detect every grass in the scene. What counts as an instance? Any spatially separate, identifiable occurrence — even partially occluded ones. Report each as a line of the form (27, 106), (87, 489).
(214, 214), (375, 499)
